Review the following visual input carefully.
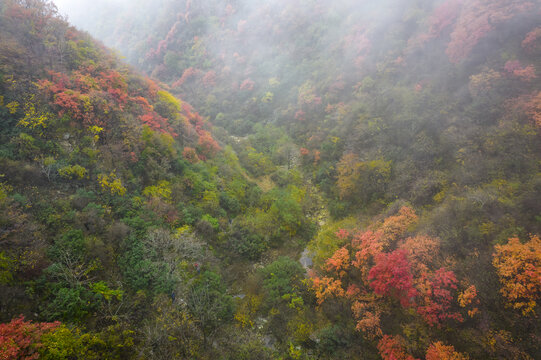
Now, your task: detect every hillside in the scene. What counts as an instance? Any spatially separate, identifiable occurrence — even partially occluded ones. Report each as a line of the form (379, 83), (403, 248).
(1, 0), (541, 359)
(0, 1), (317, 358)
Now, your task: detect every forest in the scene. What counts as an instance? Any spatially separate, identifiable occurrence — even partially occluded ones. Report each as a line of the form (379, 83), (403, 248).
(0, 0), (540, 358)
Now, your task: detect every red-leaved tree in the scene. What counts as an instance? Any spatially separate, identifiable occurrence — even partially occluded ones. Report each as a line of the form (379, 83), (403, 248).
(377, 335), (419, 360)
(368, 249), (418, 307)
(0, 316), (60, 360)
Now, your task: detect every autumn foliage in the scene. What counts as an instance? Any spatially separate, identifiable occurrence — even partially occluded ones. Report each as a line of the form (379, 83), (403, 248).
(416, 269), (463, 327)
(368, 249), (418, 307)
(493, 235), (541, 315)
(411, 0), (537, 64)
(182, 146), (199, 163)
(2, 0), (541, 358)
(325, 246), (350, 277)
(504, 60), (537, 82)
(445, 0), (534, 63)
(0, 316), (59, 360)
(172, 67), (199, 88)
(522, 27), (541, 53)
(312, 207), (478, 351)
(425, 342), (469, 360)
(197, 131), (221, 159)
(377, 335), (418, 360)
(428, 0), (463, 38)
(37, 68), (186, 137)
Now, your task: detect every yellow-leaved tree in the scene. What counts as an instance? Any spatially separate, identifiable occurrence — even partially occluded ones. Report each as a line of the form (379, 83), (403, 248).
(493, 235), (541, 315)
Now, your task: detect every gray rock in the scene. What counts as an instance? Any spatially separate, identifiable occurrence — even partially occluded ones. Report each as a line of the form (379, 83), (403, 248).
(299, 247), (313, 270)
(262, 335), (276, 349)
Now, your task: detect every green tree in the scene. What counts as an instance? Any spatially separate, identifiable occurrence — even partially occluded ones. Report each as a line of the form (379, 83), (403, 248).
(186, 271), (234, 344)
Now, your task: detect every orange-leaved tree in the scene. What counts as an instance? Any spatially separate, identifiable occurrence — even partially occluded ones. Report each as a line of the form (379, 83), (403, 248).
(493, 234), (541, 315)
(426, 341), (469, 360)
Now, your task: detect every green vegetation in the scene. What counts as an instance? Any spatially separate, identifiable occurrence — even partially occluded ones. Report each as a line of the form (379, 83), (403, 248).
(1, 0), (540, 359)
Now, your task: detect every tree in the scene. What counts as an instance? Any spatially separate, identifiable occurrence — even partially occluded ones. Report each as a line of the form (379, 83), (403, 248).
(416, 268), (463, 327)
(377, 335), (419, 360)
(336, 154), (391, 203)
(259, 257), (308, 342)
(468, 69), (502, 98)
(268, 191), (304, 237)
(40, 324), (135, 360)
(97, 173), (126, 196)
(350, 230), (384, 277)
(426, 341), (469, 360)
(172, 67), (199, 88)
(522, 27), (541, 53)
(336, 153), (362, 200)
(312, 276), (345, 305)
(446, 0), (534, 63)
(18, 100), (54, 135)
(379, 206), (418, 244)
(260, 257), (305, 308)
(458, 285), (479, 318)
(493, 235), (541, 315)
(0, 316), (59, 360)
(312, 207), (476, 339)
(186, 271), (234, 344)
(325, 247), (350, 278)
(140, 295), (199, 359)
(183, 146), (199, 163)
(368, 249), (418, 307)
(503, 60), (537, 82)
(428, 0), (462, 37)
(228, 225), (267, 260)
(197, 130), (220, 159)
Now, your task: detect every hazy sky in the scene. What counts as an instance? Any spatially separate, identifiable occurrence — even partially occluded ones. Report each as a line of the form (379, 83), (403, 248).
(54, 0), (124, 11)
(53, 0), (87, 16)
(53, 0), (128, 24)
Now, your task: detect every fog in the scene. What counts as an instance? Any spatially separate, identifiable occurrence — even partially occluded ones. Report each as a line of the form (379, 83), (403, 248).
(50, 0), (541, 136)
(50, 0), (425, 99)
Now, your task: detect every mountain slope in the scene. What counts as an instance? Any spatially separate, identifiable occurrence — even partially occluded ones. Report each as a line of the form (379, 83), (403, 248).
(1, 0), (541, 359)
(0, 1), (318, 358)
